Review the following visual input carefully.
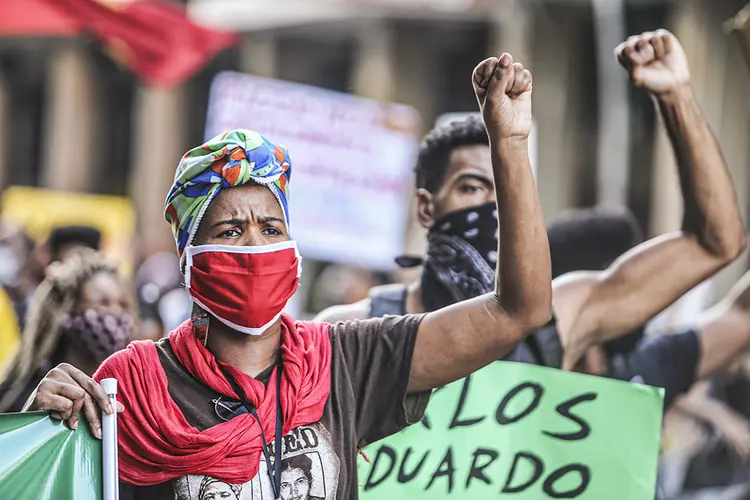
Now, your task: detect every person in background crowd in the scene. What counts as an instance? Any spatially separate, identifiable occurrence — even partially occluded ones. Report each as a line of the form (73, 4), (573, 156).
(0, 218), (42, 330)
(373, 204), (644, 365)
(546, 205), (644, 279)
(316, 30), (747, 410)
(22, 50), (551, 500)
(134, 252), (193, 341)
(655, 269), (750, 498)
(0, 248), (134, 412)
(47, 225), (102, 264)
(310, 264), (382, 314)
(668, 382), (750, 500)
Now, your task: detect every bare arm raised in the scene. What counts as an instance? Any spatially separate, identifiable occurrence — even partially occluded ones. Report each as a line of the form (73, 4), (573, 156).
(555, 30), (746, 369)
(408, 54), (552, 393)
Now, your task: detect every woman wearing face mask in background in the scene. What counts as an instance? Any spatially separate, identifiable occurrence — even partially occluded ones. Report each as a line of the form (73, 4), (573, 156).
(0, 218), (43, 331)
(0, 248), (134, 412)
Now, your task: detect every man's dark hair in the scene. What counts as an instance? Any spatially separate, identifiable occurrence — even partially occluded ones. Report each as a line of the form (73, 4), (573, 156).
(547, 205), (644, 280)
(281, 453), (314, 484)
(547, 205), (645, 358)
(414, 117), (489, 193)
(48, 225), (102, 261)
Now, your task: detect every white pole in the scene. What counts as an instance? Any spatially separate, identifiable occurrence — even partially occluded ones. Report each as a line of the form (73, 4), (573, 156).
(100, 378), (119, 500)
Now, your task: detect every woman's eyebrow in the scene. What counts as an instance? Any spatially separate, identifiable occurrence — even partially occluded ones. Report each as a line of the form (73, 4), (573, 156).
(210, 217), (247, 229)
(258, 216), (285, 225)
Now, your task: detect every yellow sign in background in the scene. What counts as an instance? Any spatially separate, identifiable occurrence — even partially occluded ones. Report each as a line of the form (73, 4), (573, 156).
(1, 187), (136, 276)
(0, 288), (20, 382)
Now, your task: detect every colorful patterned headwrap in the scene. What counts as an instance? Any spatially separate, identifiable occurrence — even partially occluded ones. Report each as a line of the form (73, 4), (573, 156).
(164, 129), (292, 256)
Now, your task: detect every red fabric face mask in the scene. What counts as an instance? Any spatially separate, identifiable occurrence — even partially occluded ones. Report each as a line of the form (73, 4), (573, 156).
(185, 241), (301, 335)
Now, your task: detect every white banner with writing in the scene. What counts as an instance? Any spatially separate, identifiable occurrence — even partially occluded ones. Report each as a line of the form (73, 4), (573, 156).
(205, 71), (421, 270)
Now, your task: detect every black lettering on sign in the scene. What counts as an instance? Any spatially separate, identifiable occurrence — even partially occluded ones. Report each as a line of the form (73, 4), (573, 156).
(449, 375), (486, 429)
(465, 448), (499, 488)
(501, 451), (544, 493)
(425, 447), (456, 493)
(364, 446), (397, 490)
(398, 448), (430, 483)
(542, 464), (590, 498)
(496, 382), (544, 425)
(300, 427), (319, 449)
(543, 393), (597, 441)
(421, 415), (431, 430)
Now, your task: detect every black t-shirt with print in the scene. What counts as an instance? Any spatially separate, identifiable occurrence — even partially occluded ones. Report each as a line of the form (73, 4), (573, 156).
(119, 314), (430, 500)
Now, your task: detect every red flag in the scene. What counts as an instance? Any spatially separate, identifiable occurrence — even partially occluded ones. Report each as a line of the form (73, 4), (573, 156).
(0, 0), (81, 36)
(44, 0), (239, 88)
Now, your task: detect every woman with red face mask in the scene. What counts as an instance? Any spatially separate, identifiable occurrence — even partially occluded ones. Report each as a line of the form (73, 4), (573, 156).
(21, 53), (552, 500)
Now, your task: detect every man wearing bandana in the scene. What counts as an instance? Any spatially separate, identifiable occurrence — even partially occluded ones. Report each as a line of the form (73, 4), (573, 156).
(317, 30), (747, 409)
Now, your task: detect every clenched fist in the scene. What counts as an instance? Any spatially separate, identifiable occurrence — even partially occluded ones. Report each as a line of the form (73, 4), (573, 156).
(615, 30), (690, 94)
(472, 53), (533, 140)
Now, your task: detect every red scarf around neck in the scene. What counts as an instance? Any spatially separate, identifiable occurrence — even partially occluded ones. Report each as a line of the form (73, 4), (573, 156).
(93, 314), (332, 486)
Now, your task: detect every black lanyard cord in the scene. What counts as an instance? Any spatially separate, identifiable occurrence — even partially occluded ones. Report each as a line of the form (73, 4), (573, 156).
(220, 365), (283, 498)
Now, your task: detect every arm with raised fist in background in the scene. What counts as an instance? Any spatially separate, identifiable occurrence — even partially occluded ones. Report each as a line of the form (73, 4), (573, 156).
(407, 53), (552, 392)
(553, 30), (747, 370)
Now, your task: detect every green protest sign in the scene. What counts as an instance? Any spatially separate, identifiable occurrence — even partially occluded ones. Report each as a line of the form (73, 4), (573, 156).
(358, 361), (664, 499)
(0, 411), (102, 499)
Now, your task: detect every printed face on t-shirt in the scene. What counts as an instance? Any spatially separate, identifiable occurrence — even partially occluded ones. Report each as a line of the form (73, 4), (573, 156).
(201, 481), (239, 500)
(280, 467), (311, 500)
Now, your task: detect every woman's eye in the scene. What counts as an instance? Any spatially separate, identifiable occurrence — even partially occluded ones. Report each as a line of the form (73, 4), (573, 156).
(218, 229), (241, 238)
(262, 227), (282, 236)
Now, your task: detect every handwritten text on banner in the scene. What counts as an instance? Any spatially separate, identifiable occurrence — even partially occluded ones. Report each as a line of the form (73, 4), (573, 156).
(358, 362), (664, 499)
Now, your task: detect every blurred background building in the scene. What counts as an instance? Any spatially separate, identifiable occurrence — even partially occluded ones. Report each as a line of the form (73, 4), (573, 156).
(1, 0), (749, 313)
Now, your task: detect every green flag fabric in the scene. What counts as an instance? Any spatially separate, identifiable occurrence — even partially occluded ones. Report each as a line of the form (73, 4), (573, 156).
(358, 361), (665, 500)
(0, 411), (102, 500)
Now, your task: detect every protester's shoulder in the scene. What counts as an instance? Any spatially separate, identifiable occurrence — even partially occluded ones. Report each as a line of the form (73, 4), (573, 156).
(325, 313), (426, 339)
(298, 313), (425, 340)
(94, 339), (160, 380)
(551, 270), (601, 324)
(552, 270), (601, 297)
(313, 298), (372, 323)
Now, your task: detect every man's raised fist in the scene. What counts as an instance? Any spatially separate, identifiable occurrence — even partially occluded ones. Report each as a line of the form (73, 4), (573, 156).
(472, 53), (533, 140)
(615, 30), (690, 94)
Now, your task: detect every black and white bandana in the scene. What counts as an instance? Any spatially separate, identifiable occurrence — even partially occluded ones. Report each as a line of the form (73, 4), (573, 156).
(396, 201), (556, 366)
(419, 202), (498, 311)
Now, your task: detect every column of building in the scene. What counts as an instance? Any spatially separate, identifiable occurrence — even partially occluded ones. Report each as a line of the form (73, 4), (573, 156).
(39, 45), (101, 192)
